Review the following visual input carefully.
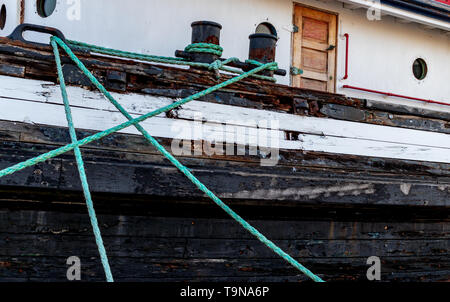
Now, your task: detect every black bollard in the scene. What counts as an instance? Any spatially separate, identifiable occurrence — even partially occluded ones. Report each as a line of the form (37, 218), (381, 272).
(247, 33), (278, 76)
(175, 21), (223, 64)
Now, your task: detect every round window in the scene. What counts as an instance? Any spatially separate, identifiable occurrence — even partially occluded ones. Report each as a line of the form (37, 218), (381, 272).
(255, 22), (277, 37)
(0, 4), (6, 30)
(37, 0), (57, 18)
(412, 58), (427, 80)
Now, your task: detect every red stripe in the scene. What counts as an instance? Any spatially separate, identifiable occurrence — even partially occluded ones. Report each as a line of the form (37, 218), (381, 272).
(342, 85), (450, 107)
(434, 0), (450, 6)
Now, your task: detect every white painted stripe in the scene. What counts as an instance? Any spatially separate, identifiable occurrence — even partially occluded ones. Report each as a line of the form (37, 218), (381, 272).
(0, 97), (283, 148)
(0, 75), (449, 163)
(1, 96), (449, 163)
(1, 76), (449, 149)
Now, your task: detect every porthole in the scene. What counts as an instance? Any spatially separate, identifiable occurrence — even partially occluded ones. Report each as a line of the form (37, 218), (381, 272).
(0, 4), (6, 30)
(255, 22), (277, 37)
(412, 58), (427, 80)
(37, 0), (57, 18)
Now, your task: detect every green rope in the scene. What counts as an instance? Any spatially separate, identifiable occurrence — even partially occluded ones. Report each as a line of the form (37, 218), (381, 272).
(0, 51), (273, 180)
(208, 57), (239, 71)
(290, 66), (304, 76)
(0, 36), (324, 282)
(68, 39), (196, 66)
(245, 59), (264, 66)
(185, 42), (223, 56)
(55, 37), (324, 283)
(208, 57), (240, 79)
(245, 59), (279, 71)
(66, 39), (276, 82)
(51, 40), (114, 282)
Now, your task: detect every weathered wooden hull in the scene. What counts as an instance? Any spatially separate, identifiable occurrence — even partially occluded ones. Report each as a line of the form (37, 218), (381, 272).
(1, 208), (448, 282)
(0, 38), (448, 282)
(0, 121), (448, 282)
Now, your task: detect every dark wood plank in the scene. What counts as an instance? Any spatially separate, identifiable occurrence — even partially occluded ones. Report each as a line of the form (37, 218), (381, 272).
(1, 120), (450, 208)
(1, 210), (448, 240)
(3, 120), (449, 178)
(0, 210), (448, 282)
(1, 256), (449, 282)
(1, 143), (450, 208)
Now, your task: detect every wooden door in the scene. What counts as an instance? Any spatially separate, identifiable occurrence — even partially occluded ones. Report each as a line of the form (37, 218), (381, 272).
(293, 5), (337, 93)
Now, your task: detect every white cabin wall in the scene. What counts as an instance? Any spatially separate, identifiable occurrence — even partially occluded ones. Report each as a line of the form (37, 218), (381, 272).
(15, 0), (295, 84)
(293, 0), (450, 111)
(0, 0), (448, 111)
(0, 0), (19, 36)
(315, 1), (450, 110)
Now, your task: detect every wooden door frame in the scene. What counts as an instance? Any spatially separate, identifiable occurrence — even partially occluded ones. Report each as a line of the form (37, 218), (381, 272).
(291, 2), (339, 93)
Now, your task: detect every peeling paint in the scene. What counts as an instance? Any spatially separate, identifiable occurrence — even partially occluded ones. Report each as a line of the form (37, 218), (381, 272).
(437, 185), (449, 191)
(224, 183), (376, 200)
(400, 183), (412, 195)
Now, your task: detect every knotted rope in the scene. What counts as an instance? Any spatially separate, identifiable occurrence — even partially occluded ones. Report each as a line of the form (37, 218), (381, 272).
(67, 40), (277, 82)
(185, 42), (224, 56)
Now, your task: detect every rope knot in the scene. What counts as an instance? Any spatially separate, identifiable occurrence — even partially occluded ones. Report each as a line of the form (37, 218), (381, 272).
(208, 60), (223, 71)
(245, 59), (278, 71)
(185, 43), (223, 57)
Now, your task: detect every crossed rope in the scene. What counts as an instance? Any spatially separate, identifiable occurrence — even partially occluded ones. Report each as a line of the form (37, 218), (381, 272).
(0, 36), (324, 282)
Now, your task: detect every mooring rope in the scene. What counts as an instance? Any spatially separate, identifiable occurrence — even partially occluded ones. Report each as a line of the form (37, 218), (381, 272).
(185, 42), (224, 56)
(0, 36), (324, 283)
(51, 40), (114, 282)
(66, 39), (277, 82)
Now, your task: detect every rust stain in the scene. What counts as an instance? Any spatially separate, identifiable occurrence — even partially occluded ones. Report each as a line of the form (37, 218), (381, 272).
(204, 35), (219, 45)
(238, 267), (255, 272)
(309, 101), (321, 116)
(0, 262), (11, 268)
(19, 0), (25, 24)
(328, 221), (335, 240)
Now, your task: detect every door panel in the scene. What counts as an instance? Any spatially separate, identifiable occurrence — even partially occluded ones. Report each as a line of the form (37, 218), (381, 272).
(293, 5), (337, 93)
(301, 78), (327, 91)
(302, 18), (328, 42)
(302, 48), (328, 72)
